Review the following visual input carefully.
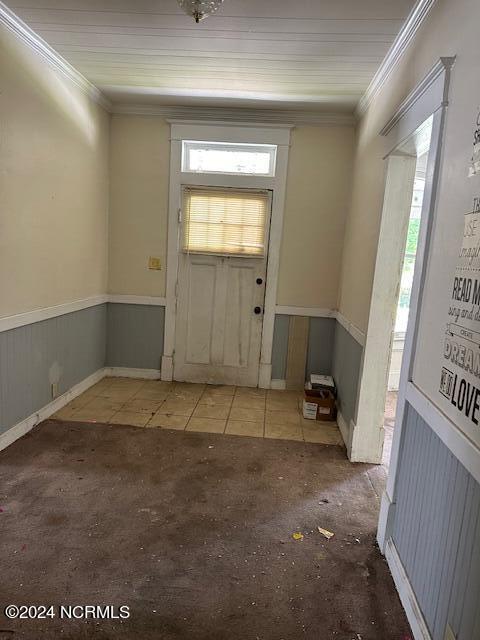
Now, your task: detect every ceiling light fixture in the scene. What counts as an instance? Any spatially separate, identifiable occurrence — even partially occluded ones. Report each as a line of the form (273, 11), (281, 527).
(177, 0), (224, 23)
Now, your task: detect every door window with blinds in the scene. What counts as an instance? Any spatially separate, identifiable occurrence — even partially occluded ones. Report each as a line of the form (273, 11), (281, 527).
(182, 187), (269, 257)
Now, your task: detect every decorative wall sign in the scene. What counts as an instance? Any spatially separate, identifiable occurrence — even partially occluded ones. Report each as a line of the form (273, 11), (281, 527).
(439, 197), (480, 431)
(468, 108), (480, 177)
(413, 103), (480, 450)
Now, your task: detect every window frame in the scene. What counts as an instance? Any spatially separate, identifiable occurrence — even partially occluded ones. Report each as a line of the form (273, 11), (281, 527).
(181, 139), (278, 177)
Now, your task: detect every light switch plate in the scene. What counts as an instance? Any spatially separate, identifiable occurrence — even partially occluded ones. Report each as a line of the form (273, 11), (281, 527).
(148, 257), (162, 270)
(445, 624), (456, 640)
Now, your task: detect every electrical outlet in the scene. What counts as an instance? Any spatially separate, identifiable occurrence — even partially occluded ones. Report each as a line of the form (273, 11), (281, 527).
(148, 256), (162, 270)
(444, 624), (456, 640)
(51, 382), (58, 399)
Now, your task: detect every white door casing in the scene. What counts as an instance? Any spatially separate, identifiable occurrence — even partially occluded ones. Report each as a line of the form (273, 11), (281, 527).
(161, 121), (291, 387)
(373, 58), (455, 550)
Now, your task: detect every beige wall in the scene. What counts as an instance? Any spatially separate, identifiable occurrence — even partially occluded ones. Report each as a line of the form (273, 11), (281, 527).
(108, 117), (355, 307)
(337, 0), (463, 332)
(0, 24), (109, 319)
(108, 115), (169, 296)
(277, 125), (355, 308)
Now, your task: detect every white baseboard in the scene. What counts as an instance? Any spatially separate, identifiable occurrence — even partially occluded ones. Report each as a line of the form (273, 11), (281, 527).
(258, 363), (272, 389)
(336, 411), (353, 456)
(106, 367), (161, 380)
(385, 539), (431, 640)
(377, 490), (394, 552)
(0, 368), (107, 453)
(270, 379), (286, 390)
(161, 355), (174, 381)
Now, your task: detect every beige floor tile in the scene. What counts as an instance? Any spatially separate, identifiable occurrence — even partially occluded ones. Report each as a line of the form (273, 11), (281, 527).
(132, 389), (169, 402)
(52, 405), (81, 420)
(231, 395), (266, 410)
(139, 380), (173, 390)
(63, 395), (92, 411)
(147, 413), (189, 430)
(88, 378), (114, 393)
(156, 399), (197, 416)
(265, 410), (300, 426)
(225, 420), (264, 437)
(186, 417), (226, 434)
(302, 422), (343, 445)
(172, 382), (205, 394)
(110, 411), (150, 427)
(266, 397), (300, 412)
(229, 407), (265, 423)
(97, 386), (139, 401)
(267, 389), (300, 399)
(122, 398), (164, 414)
(204, 385), (235, 396)
(82, 397), (125, 412)
(235, 387), (266, 398)
(168, 389), (203, 402)
(199, 393), (233, 406)
(192, 403), (231, 420)
(265, 423), (303, 441)
(76, 389), (101, 403)
(69, 407), (117, 423)
(106, 380), (145, 393)
(55, 393), (91, 416)
(133, 383), (171, 400)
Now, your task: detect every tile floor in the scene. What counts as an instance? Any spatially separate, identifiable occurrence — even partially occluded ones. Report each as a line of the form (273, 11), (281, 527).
(53, 377), (344, 445)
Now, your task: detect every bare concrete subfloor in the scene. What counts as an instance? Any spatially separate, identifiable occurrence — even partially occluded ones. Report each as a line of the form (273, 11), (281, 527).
(0, 419), (411, 640)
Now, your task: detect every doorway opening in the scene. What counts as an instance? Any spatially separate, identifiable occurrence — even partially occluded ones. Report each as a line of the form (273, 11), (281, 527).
(382, 150), (429, 469)
(162, 122), (291, 388)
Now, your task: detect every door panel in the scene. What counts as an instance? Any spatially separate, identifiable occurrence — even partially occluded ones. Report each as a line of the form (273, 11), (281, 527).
(185, 260), (216, 365)
(223, 263), (255, 368)
(175, 254), (266, 386)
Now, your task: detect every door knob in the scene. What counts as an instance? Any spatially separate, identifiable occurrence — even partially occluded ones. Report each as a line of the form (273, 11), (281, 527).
(254, 306), (262, 314)
(256, 278), (263, 285)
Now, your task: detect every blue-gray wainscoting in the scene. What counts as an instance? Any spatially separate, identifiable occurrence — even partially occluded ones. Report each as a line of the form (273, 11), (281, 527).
(271, 315), (363, 427)
(332, 322), (363, 426)
(271, 315), (337, 381)
(106, 303), (164, 370)
(271, 315), (290, 380)
(0, 304), (363, 438)
(392, 404), (480, 640)
(0, 304), (106, 436)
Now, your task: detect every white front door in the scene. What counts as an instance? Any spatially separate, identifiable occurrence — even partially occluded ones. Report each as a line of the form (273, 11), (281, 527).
(174, 253), (267, 386)
(173, 187), (270, 387)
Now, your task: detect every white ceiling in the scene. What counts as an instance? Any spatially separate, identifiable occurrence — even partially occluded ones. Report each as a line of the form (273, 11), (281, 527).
(6, 0), (417, 112)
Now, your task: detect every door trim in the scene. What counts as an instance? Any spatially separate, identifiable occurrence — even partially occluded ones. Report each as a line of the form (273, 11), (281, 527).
(161, 121), (292, 387)
(375, 58), (454, 551)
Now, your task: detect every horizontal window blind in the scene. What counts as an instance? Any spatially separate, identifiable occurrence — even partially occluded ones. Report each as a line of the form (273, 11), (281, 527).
(182, 187), (269, 257)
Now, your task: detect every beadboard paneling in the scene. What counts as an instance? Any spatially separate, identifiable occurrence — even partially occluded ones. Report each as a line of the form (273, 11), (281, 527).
(0, 304), (106, 435)
(392, 405), (480, 640)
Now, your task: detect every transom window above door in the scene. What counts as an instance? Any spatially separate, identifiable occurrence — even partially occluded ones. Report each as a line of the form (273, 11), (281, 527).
(182, 187), (269, 257)
(182, 140), (277, 176)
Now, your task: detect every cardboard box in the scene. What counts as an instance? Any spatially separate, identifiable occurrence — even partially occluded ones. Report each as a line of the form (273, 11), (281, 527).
(302, 389), (336, 421)
(305, 376), (336, 398)
(302, 400), (318, 420)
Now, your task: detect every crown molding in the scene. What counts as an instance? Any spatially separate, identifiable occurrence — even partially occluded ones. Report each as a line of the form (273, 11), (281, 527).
(0, 1), (111, 112)
(356, 0), (437, 118)
(111, 104), (356, 126)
